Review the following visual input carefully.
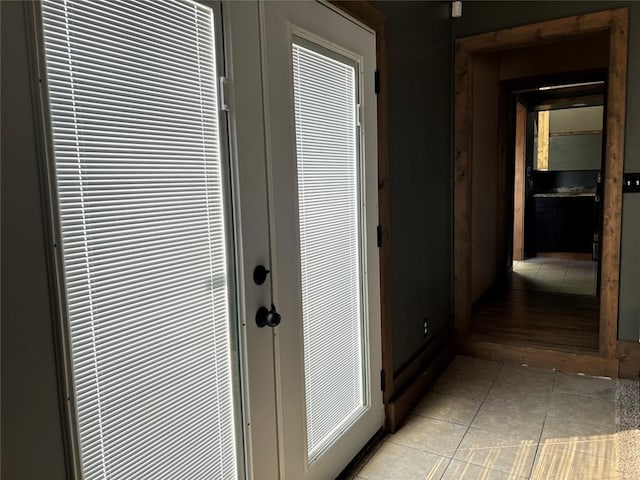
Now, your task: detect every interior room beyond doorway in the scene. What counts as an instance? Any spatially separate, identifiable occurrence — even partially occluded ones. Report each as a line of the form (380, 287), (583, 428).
(455, 9), (629, 372)
(471, 79), (605, 357)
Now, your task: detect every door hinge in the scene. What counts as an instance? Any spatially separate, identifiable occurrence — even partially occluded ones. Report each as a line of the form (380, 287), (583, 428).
(377, 225), (382, 248)
(380, 370), (386, 392)
(374, 70), (380, 95)
(219, 76), (230, 111)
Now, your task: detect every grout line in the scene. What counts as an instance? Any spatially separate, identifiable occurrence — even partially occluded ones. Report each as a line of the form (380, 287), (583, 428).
(412, 410), (479, 428)
(529, 415), (547, 479)
(362, 437), (456, 480)
(553, 261), (570, 294)
(436, 453), (454, 480)
(527, 370), (557, 479)
(447, 362), (506, 467)
(432, 360), (506, 480)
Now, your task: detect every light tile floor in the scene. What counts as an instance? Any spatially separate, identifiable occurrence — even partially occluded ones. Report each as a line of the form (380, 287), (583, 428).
(512, 257), (597, 296)
(345, 356), (640, 480)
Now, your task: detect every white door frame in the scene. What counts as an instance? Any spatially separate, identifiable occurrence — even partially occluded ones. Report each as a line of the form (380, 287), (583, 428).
(223, 1), (281, 478)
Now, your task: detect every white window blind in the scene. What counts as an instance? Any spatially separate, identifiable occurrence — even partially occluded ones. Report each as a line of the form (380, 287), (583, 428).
(40, 1), (239, 479)
(292, 41), (365, 459)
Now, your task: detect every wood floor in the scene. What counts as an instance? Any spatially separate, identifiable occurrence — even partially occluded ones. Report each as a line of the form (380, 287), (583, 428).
(471, 287), (600, 354)
(463, 257), (612, 376)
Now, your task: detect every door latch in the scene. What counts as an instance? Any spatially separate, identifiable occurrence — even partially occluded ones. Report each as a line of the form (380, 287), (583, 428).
(253, 265), (271, 285)
(256, 304), (281, 328)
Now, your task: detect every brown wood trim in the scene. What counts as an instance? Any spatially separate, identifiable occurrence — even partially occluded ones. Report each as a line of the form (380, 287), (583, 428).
(535, 94), (605, 111)
(330, 1), (394, 403)
(504, 69), (608, 96)
(454, 45), (473, 338)
(550, 129), (603, 137)
(456, 9), (616, 53)
(460, 339), (619, 378)
(537, 111), (550, 170)
(375, 14), (393, 407)
(392, 328), (453, 394)
(617, 341), (640, 380)
(513, 103), (527, 261)
(386, 344), (455, 432)
(599, 8), (628, 358)
(454, 8), (628, 368)
(330, 1), (385, 32)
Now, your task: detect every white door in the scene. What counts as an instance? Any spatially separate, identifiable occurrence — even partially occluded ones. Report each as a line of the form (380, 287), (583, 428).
(37, 0), (380, 478)
(36, 0), (251, 478)
(259, 2), (383, 478)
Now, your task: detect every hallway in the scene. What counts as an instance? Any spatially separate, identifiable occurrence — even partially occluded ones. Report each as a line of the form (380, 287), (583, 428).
(469, 257), (600, 354)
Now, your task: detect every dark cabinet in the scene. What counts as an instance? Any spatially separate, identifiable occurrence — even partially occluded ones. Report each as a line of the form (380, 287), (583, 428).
(533, 196), (595, 253)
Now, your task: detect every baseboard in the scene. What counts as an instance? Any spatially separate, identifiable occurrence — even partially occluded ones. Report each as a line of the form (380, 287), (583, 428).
(471, 283), (499, 312)
(460, 338), (619, 377)
(392, 327), (453, 393)
(617, 341), (640, 379)
(386, 334), (455, 432)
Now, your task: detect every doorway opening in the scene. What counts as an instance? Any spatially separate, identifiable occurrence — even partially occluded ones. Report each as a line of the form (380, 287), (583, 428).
(474, 79), (607, 354)
(454, 9), (628, 375)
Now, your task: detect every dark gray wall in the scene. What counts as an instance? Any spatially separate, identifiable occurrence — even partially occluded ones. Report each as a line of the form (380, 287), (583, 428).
(547, 134), (603, 171)
(455, 1), (640, 342)
(619, 195), (640, 341)
(1, 2), (69, 478)
(371, 1), (453, 373)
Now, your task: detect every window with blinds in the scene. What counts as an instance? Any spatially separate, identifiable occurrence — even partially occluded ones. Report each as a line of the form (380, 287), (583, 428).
(291, 40), (366, 460)
(40, 1), (239, 479)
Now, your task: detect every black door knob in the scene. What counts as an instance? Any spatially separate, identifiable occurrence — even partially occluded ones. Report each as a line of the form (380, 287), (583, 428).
(253, 265), (271, 285)
(256, 304), (281, 328)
